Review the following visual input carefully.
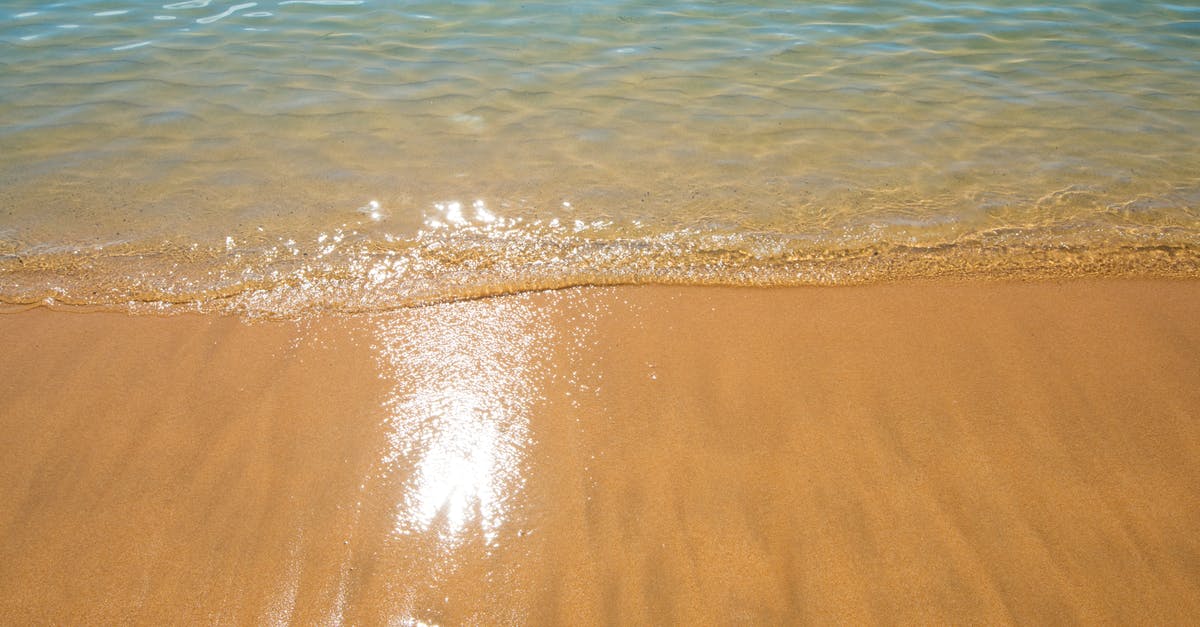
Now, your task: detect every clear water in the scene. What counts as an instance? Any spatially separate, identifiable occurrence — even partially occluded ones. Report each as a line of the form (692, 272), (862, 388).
(1, 0), (1198, 313)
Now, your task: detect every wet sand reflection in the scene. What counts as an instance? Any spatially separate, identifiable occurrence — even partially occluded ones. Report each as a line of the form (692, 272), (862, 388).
(364, 294), (555, 619)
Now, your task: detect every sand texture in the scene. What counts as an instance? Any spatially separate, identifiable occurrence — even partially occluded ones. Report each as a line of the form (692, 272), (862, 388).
(1, 280), (1199, 623)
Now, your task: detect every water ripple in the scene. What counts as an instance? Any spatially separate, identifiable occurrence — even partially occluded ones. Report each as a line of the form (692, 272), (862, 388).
(0, 0), (1196, 313)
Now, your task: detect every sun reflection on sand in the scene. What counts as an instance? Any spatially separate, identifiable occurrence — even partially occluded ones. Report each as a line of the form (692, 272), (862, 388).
(370, 295), (548, 549)
(390, 388), (513, 544)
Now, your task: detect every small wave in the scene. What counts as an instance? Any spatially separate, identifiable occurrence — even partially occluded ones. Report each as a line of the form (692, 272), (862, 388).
(1, 217), (1196, 318)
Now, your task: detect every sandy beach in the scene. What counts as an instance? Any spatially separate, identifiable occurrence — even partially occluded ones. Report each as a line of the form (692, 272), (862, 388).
(1, 279), (1199, 623)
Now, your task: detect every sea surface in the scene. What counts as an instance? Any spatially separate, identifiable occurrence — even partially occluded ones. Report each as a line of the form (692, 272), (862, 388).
(1, 0), (1198, 314)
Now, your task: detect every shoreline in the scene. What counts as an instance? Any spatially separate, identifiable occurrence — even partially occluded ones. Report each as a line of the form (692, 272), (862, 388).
(3, 234), (1199, 317)
(2, 278), (1199, 622)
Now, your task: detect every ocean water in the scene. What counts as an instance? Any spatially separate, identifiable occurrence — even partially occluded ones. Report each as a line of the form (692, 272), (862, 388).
(1, 0), (1197, 314)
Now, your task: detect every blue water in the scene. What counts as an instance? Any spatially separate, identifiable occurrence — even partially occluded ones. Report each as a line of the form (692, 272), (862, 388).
(1, 1), (1198, 313)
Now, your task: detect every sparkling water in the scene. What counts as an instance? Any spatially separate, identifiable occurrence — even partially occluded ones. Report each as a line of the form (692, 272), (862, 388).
(2, 1), (1198, 313)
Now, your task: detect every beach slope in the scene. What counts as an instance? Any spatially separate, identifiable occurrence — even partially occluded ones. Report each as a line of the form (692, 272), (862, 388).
(1, 280), (1198, 623)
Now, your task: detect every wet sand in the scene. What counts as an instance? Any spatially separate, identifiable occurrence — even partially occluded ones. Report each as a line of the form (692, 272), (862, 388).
(1, 280), (1199, 623)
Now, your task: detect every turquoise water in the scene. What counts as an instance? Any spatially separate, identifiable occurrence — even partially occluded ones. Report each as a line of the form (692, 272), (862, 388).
(1, 1), (1198, 313)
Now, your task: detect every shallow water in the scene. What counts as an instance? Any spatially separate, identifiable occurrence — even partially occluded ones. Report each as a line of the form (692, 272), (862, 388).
(1, 0), (1198, 313)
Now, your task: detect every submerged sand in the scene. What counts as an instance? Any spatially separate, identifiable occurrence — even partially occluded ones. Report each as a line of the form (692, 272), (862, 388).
(1, 280), (1199, 623)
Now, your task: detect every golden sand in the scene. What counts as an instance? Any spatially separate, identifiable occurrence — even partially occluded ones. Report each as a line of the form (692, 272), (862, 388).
(1, 280), (1199, 623)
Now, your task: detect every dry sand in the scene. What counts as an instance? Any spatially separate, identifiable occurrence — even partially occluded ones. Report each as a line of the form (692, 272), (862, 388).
(1, 279), (1199, 623)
